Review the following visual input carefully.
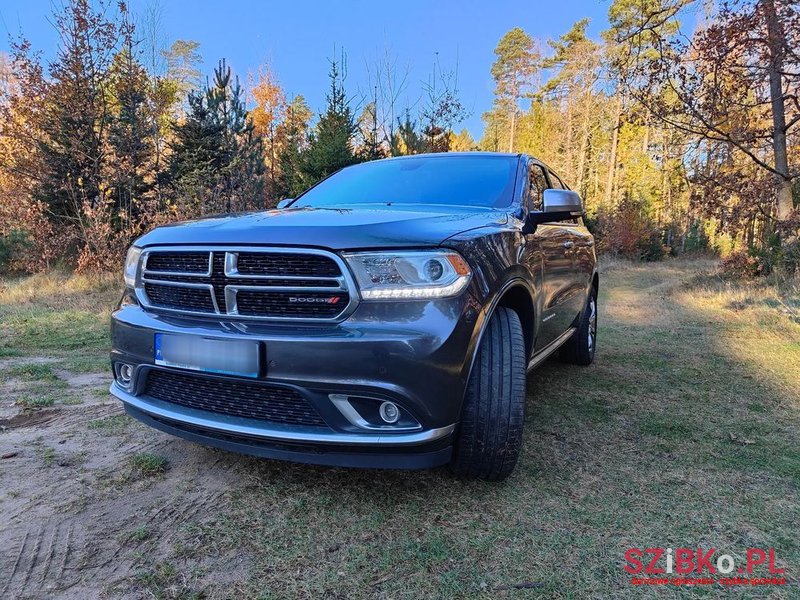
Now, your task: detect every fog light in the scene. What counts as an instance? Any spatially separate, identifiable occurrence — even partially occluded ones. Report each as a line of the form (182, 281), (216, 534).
(117, 363), (133, 387)
(379, 401), (400, 424)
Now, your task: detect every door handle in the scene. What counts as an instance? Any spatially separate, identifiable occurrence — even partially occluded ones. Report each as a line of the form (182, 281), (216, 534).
(562, 241), (574, 249)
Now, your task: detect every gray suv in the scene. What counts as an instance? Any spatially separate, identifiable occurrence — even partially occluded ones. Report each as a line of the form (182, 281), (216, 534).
(110, 153), (598, 480)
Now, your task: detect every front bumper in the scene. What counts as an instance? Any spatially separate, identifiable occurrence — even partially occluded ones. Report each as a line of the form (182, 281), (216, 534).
(116, 385), (454, 468)
(110, 293), (482, 469)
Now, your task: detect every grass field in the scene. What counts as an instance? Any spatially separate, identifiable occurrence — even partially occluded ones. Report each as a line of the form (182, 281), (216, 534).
(1, 258), (799, 598)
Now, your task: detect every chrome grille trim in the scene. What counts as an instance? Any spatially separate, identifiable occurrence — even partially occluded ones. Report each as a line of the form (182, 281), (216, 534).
(135, 246), (359, 322)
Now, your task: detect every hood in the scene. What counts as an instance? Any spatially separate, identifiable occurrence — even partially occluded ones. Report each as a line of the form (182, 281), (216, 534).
(135, 205), (509, 250)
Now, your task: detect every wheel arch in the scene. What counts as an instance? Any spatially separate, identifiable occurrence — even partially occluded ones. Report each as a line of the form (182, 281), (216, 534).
(459, 277), (536, 416)
(496, 284), (535, 361)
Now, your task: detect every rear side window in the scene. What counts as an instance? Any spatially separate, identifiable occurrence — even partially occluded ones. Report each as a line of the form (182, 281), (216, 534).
(528, 164), (548, 211)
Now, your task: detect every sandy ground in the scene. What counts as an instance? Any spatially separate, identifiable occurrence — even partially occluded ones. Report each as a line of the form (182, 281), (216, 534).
(0, 362), (247, 599)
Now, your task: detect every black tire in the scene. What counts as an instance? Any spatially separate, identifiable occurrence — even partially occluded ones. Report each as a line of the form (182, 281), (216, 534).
(561, 286), (597, 366)
(449, 306), (526, 481)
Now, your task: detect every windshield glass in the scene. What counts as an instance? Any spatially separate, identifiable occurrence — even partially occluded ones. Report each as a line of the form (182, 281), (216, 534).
(293, 155), (518, 209)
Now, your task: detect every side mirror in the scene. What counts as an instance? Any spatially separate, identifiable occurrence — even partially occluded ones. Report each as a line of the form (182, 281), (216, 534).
(523, 189), (584, 233)
(276, 198), (294, 209)
(543, 188), (583, 213)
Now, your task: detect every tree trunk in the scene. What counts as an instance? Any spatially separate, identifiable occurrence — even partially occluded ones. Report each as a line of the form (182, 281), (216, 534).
(763, 0), (794, 223)
(508, 107), (516, 152)
(604, 97), (622, 209)
(576, 104), (591, 195)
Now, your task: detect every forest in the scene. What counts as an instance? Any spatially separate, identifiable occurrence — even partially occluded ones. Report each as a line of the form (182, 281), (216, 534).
(0, 0), (798, 276)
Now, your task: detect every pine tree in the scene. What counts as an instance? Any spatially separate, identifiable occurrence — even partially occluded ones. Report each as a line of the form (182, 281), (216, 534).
(31, 0), (121, 223)
(207, 59), (265, 212)
(392, 109), (425, 155)
(490, 28), (539, 152)
(168, 59), (264, 214)
(107, 28), (154, 222)
(275, 95), (312, 199)
(302, 54), (359, 185)
(167, 89), (226, 215)
(449, 128), (477, 152)
(358, 100), (386, 161)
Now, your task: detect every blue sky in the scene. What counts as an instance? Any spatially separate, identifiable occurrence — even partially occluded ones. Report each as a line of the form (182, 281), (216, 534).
(0, 0), (611, 138)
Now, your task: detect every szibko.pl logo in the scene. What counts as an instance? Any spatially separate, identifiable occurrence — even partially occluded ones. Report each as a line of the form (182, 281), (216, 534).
(624, 548), (786, 586)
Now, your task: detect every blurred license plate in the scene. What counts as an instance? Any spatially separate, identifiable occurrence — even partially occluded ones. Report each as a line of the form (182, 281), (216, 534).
(154, 334), (260, 378)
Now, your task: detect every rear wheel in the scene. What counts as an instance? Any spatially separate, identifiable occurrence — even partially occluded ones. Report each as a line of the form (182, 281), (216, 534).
(561, 286), (597, 366)
(449, 307), (526, 481)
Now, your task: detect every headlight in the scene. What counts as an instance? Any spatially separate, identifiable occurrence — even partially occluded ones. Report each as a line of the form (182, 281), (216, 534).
(123, 246), (142, 287)
(343, 250), (471, 300)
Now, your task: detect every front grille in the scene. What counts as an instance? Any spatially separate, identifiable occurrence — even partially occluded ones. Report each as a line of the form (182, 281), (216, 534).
(145, 369), (328, 427)
(138, 248), (353, 321)
(143, 283), (215, 311)
(146, 252), (210, 273)
(236, 252), (341, 277)
(236, 291), (349, 317)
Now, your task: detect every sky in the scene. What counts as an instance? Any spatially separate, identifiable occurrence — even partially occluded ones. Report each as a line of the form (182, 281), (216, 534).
(0, 0), (612, 138)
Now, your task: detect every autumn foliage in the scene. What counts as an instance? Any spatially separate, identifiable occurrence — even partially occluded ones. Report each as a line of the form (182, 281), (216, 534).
(0, 0), (798, 276)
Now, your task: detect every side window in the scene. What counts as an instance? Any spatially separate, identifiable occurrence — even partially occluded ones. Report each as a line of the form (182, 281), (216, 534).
(528, 165), (548, 211)
(547, 171), (565, 190)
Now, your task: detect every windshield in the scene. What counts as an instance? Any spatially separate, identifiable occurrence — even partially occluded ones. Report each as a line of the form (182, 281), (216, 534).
(293, 155), (518, 209)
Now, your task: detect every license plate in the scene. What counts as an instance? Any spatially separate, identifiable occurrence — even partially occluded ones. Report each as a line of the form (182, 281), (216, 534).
(154, 334), (261, 378)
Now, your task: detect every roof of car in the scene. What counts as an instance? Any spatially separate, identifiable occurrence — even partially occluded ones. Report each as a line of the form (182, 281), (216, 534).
(373, 152), (523, 162)
(362, 151), (561, 178)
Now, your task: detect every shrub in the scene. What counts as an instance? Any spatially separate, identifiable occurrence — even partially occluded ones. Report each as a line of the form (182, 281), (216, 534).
(683, 220), (710, 253)
(593, 198), (666, 261)
(720, 250), (765, 278)
(720, 236), (800, 279)
(0, 230), (32, 274)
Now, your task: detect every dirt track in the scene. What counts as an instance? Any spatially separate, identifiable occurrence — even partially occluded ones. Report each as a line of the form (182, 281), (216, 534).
(0, 363), (247, 599)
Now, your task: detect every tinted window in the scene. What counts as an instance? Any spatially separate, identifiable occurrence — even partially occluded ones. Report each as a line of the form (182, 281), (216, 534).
(548, 171), (565, 190)
(528, 164), (548, 211)
(294, 155), (518, 209)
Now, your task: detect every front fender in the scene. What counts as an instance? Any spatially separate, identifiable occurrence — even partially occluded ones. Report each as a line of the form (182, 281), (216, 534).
(444, 229), (540, 417)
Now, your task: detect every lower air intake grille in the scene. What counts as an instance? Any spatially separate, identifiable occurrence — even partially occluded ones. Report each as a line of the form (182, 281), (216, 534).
(145, 370), (327, 427)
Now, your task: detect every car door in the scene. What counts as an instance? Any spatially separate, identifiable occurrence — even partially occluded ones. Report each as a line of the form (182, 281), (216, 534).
(526, 163), (575, 351)
(546, 169), (589, 329)
(568, 215), (595, 309)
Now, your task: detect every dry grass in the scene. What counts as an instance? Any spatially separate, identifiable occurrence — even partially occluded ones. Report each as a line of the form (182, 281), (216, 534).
(0, 271), (120, 363)
(2, 259), (798, 598)
(125, 258), (798, 599)
(0, 271), (121, 309)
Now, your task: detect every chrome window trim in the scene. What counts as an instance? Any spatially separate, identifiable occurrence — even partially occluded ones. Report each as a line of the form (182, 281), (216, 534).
(135, 245), (360, 323)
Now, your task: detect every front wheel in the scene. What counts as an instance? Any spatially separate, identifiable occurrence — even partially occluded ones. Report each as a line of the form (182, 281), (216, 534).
(561, 286), (597, 366)
(449, 306), (526, 481)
